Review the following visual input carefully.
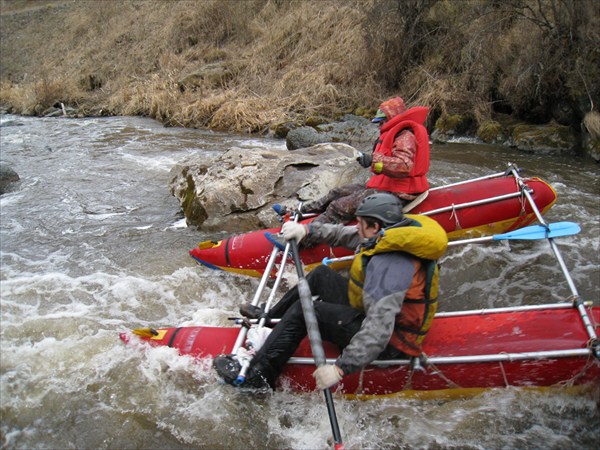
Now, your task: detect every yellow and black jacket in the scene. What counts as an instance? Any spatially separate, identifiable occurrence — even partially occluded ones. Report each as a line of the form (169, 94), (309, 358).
(307, 214), (447, 375)
(347, 215), (447, 357)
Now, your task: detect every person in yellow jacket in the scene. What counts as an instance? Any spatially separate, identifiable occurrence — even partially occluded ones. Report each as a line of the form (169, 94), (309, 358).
(214, 193), (447, 390)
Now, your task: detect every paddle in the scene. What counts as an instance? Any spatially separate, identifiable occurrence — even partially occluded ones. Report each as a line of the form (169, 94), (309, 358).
(447, 221), (581, 246)
(289, 238), (344, 449)
(321, 221), (581, 266)
(402, 190), (429, 213)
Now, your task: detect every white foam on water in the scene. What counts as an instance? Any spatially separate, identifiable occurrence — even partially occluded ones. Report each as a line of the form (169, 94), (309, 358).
(168, 217), (188, 229)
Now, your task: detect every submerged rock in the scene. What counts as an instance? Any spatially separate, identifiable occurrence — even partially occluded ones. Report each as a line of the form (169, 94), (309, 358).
(511, 122), (577, 154)
(169, 143), (368, 232)
(0, 165), (20, 194)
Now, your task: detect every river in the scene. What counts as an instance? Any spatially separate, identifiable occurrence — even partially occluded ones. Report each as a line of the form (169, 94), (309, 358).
(1, 114), (598, 449)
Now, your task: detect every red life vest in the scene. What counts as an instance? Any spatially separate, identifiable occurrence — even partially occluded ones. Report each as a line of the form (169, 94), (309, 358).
(366, 106), (430, 194)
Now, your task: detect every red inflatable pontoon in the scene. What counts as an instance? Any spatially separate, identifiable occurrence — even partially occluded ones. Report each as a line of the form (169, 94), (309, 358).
(190, 167), (557, 277)
(120, 303), (600, 399)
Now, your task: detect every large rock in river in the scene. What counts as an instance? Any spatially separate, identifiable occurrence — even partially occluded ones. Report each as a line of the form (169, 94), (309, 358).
(169, 143), (367, 232)
(0, 164), (20, 195)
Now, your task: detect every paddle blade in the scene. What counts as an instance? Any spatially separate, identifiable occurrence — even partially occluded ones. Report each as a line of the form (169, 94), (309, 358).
(493, 222), (580, 241)
(132, 327), (159, 338)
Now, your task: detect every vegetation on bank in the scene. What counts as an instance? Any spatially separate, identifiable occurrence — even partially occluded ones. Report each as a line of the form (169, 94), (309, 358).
(1, 0), (599, 145)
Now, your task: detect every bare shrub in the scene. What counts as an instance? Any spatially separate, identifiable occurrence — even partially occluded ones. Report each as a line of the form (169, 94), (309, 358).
(363, 0), (444, 90)
(483, 0), (600, 122)
(1, 0), (598, 135)
(210, 93), (286, 133)
(0, 77), (84, 115)
(583, 111), (600, 139)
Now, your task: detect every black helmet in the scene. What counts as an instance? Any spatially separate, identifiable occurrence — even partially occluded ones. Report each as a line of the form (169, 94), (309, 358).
(355, 193), (404, 226)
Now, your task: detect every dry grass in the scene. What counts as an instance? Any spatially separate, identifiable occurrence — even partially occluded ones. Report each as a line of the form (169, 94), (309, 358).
(1, 0), (598, 133)
(583, 111), (600, 139)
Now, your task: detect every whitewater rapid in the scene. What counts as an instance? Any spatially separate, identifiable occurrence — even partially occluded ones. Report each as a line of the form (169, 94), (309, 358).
(1, 114), (598, 449)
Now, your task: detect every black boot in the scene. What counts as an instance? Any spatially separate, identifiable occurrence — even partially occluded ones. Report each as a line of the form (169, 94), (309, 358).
(239, 303), (265, 319)
(212, 355), (272, 390)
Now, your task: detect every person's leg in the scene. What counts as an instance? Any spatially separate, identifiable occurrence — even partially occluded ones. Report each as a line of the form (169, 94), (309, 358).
(267, 265), (349, 318)
(250, 301), (363, 387)
(314, 301), (364, 348)
(213, 302), (311, 389)
(312, 187), (380, 225)
(249, 301), (310, 386)
(303, 183), (365, 215)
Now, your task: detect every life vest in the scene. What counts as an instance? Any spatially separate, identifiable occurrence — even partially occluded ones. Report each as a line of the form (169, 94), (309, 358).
(347, 214), (447, 356)
(366, 106), (430, 194)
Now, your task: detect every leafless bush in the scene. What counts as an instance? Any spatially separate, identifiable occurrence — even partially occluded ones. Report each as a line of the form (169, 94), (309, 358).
(1, 0), (598, 133)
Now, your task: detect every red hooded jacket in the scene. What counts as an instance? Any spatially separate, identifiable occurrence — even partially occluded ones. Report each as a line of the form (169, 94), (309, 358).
(366, 106), (430, 194)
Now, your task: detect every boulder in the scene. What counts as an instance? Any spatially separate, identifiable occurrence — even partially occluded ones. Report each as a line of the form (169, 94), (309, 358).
(169, 143), (368, 232)
(511, 122), (577, 154)
(286, 115), (378, 151)
(582, 111), (600, 162)
(0, 165), (20, 194)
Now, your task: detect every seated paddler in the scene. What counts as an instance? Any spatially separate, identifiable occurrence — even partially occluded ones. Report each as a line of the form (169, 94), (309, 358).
(213, 192), (448, 390)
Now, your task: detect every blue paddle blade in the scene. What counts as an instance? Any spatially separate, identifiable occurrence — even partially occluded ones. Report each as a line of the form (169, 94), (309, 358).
(493, 222), (581, 241)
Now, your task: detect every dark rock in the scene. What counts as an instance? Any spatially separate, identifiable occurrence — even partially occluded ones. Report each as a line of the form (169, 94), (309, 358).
(511, 122), (577, 154)
(0, 165), (20, 194)
(286, 126), (321, 150)
(286, 114), (378, 151)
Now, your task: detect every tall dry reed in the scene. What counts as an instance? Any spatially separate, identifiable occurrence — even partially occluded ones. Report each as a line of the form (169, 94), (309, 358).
(1, 0), (598, 134)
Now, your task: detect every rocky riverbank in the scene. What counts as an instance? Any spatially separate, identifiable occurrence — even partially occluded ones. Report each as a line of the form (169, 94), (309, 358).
(284, 112), (599, 160)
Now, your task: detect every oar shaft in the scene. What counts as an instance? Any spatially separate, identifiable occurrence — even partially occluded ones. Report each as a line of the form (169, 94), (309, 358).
(323, 255), (354, 266)
(290, 239), (344, 448)
(447, 236), (493, 246)
(231, 245), (280, 354)
(508, 165), (597, 350)
(259, 241), (292, 327)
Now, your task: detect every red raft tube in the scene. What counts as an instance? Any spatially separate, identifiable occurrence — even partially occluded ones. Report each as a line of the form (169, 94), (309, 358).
(120, 302), (599, 399)
(190, 166), (557, 277)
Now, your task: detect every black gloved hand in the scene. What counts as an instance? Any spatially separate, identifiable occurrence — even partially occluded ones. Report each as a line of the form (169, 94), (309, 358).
(356, 152), (372, 168)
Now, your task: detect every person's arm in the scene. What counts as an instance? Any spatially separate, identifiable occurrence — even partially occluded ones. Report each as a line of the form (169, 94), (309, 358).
(371, 129), (416, 178)
(335, 253), (416, 375)
(281, 221), (362, 249)
(335, 291), (403, 376)
(307, 222), (362, 249)
(314, 293), (402, 389)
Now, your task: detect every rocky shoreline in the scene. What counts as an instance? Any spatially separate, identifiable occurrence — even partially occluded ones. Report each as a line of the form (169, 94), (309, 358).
(283, 112), (599, 161)
(13, 99), (598, 161)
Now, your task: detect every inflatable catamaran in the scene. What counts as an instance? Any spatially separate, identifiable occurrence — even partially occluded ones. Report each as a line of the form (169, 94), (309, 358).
(121, 303), (599, 398)
(121, 163), (599, 398)
(189, 164), (558, 277)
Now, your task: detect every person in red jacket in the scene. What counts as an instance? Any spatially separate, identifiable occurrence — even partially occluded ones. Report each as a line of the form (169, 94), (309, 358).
(303, 96), (431, 224)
